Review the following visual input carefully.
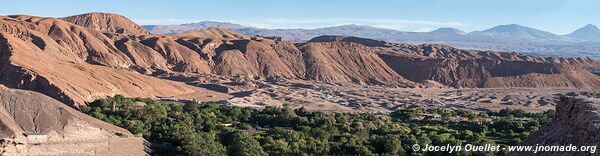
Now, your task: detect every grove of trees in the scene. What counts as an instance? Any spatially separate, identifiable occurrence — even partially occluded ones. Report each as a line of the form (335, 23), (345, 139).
(80, 95), (554, 156)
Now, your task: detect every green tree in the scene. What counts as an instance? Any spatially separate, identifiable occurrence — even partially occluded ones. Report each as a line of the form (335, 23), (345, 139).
(224, 131), (267, 156)
(384, 136), (405, 155)
(124, 120), (146, 135)
(181, 132), (226, 156)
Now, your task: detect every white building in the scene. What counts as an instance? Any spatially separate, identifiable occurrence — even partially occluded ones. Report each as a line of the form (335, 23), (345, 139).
(23, 132), (48, 144)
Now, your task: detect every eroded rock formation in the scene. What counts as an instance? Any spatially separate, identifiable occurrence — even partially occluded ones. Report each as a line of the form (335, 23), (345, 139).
(515, 96), (600, 156)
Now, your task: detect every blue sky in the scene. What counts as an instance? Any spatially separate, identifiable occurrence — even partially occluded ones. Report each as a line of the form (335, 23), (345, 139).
(0, 0), (598, 34)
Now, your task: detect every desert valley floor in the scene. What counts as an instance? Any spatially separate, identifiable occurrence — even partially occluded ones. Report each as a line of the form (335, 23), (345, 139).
(164, 73), (596, 113)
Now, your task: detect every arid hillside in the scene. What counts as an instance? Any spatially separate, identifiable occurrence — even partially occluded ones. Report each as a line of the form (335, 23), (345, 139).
(308, 35), (600, 89)
(298, 41), (410, 85)
(309, 35), (600, 70)
(375, 43), (600, 71)
(0, 13), (417, 106)
(2, 12), (600, 109)
(0, 15), (230, 106)
(0, 87), (146, 155)
(58, 13), (414, 86)
(60, 12), (149, 35)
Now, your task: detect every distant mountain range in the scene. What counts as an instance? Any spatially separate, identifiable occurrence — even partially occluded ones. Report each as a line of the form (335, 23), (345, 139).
(143, 22), (600, 58)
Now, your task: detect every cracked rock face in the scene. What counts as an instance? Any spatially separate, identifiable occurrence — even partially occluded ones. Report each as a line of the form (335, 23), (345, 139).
(514, 96), (600, 156)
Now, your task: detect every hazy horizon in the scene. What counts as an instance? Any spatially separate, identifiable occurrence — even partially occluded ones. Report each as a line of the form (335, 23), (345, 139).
(1, 0), (599, 34)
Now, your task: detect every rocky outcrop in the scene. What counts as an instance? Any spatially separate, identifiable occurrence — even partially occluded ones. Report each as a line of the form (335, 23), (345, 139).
(0, 88), (146, 155)
(515, 97), (600, 156)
